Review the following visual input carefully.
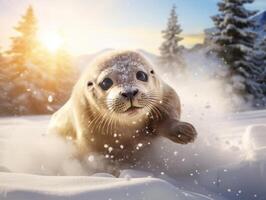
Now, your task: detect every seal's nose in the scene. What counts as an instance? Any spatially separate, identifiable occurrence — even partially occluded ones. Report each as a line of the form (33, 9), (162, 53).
(121, 89), (139, 99)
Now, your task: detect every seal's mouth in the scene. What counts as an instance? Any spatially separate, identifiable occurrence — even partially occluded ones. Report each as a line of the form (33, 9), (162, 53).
(124, 106), (143, 114)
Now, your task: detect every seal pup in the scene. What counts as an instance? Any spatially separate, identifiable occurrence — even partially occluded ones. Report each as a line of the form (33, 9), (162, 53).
(48, 50), (197, 168)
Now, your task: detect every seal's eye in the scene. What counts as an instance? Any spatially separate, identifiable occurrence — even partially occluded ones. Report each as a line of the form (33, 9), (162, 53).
(99, 78), (113, 91)
(136, 71), (148, 82)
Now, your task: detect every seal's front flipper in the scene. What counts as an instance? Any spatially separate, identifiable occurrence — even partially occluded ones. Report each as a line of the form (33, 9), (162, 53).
(159, 119), (197, 144)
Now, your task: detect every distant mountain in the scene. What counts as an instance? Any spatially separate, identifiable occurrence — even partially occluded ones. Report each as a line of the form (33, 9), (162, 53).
(252, 10), (266, 38)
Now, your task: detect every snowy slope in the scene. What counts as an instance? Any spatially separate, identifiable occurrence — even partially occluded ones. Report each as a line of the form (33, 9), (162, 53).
(198, 111), (266, 200)
(0, 172), (212, 200)
(0, 116), (215, 200)
(0, 110), (265, 200)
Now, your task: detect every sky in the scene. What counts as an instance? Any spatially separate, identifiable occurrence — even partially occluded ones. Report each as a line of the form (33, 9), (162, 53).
(0, 0), (266, 55)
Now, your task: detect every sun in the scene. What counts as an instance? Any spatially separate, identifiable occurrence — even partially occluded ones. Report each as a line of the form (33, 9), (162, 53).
(39, 31), (64, 53)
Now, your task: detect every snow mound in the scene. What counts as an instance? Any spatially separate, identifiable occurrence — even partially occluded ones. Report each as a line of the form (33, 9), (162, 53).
(198, 123), (266, 200)
(0, 116), (220, 199)
(0, 116), (86, 176)
(244, 125), (266, 149)
(0, 172), (211, 200)
(243, 124), (266, 160)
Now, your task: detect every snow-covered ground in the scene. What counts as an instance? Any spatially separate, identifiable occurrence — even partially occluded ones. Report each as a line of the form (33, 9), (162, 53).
(0, 116), (213, 200)
(0, 171), (211, 200)
(0, 110), (265, 200)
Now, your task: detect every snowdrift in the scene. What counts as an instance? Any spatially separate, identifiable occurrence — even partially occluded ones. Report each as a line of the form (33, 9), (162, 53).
(0, 172), (212, 200)
(0, 116), (214, 200)
(0, 110), (266, 200)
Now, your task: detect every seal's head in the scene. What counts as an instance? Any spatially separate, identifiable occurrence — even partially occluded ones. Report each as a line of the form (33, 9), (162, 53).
(81, 51), (161, 121)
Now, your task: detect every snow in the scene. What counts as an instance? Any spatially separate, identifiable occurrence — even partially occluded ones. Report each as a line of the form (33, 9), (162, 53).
(0, 108), (266, 199)
(0, 172), (208, 200)
(0, 116), (215, 200)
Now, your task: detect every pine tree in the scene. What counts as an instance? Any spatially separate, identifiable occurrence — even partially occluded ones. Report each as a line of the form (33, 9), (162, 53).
(0, 6), (77, 115)
(260, 30), (266, 72)
(0, 49), (7, 114)
(7, 6), (39, 114)
(6, 6), (54, 115)
(7, 6), (39, 68)
(211, 0), (264, 108)
(257, 33), (266, 106)
(0, 48), (2, 63)
(49, 48), (78, 111)
(0, 48), (14, 115)
(159, 5), (184, 72)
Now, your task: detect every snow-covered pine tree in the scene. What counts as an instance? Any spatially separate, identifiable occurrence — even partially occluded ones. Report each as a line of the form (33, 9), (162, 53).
(211, 0), (265, 108)
(159, 5), (185, 73)
(249, 45), (266, 108)
(257, 31), (266, 106)
(259, 25), (266, 73)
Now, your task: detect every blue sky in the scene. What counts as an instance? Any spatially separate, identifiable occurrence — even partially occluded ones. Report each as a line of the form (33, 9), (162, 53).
(0, 0), (266, 55)
(110, 0), (218, 33)
(113, 0), (266, 32)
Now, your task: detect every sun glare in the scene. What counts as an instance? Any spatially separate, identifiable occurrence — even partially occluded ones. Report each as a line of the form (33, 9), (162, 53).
(39, 31), (64, 53)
